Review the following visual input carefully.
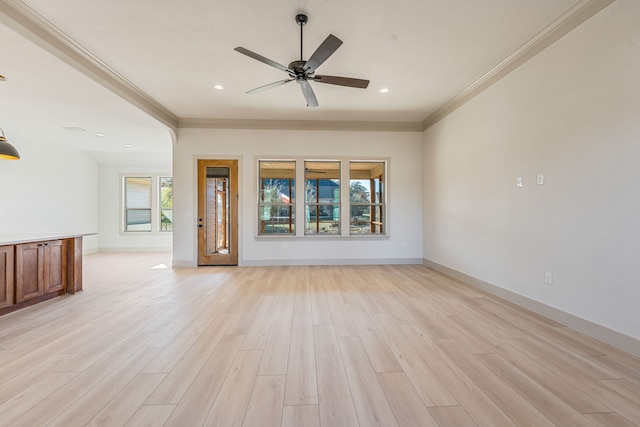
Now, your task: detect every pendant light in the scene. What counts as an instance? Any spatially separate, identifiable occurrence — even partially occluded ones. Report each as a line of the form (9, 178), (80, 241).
(0, 128), (21, 160)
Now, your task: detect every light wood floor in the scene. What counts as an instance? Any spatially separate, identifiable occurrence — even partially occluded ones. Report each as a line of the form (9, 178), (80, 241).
(1, 253), (639, 427)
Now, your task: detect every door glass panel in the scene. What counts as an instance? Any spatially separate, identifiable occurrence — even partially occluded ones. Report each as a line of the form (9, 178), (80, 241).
(206, 167), (230, 255)
(198, 159), (238, 266)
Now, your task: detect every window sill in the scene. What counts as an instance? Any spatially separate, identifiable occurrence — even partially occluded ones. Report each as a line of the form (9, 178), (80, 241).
(254, 234), (390, 241)
(119, 231), (173, 236)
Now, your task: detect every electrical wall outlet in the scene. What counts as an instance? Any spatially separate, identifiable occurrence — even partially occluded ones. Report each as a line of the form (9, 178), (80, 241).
(516, 177), (523, 188)
(537, 174), (544, 185)
(544, 272), (553, 285)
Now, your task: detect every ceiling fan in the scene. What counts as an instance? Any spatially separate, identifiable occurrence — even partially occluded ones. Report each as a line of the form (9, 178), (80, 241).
(234, 13), (369, 107)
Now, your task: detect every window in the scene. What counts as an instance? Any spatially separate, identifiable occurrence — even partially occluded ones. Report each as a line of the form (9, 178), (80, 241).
(258, 161), (295, 234)
(160, 177), (173, 232)
(305, 161), (340, 235)
(350, 162), (385, 235)
(122, 175), (172, 233)
(257, 158), (387, 237)
(124, 177), (152, 231)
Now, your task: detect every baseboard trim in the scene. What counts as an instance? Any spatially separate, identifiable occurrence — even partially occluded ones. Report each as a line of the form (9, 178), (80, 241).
(171, 257), (423, 268)
(83, 247), (99, 256)
(99, 247), (172, 253)
(172, 260), (195, 268)
(242, 258), (423, 267)
(423, 259), (639, 357)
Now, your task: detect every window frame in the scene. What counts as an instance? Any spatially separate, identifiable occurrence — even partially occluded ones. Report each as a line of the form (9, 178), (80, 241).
(159, 176), (173, 232)
(257, 160), (296, 235)
(349, 161), (386, 236)
(304, 160), (342, 235)
(255, 157), (389, 239)
(124, 176), (152, 232)
(121, 174), (173, 234)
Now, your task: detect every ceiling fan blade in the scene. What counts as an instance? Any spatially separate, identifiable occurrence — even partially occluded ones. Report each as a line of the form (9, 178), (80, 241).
(234, 47), (292, 73)
(304, 34), (343, 74)
(247, 79), (294, 94)
(313, 75), (369, 89)
(299, 80), (319, 107)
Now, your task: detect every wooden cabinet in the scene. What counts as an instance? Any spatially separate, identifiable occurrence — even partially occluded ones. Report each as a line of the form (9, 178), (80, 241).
(16, 242), (43, 303)
(0, 235), (82, 316)
(43, 240), (65, 294)
(15, 240), (66, 304)
(0, 246), (14, 309)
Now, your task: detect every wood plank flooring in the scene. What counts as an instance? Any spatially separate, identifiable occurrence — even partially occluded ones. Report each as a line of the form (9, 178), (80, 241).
(1, 252), (639, 426)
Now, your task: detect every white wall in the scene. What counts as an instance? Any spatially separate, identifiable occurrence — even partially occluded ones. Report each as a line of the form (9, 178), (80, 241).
(0, 137), (99, 252)
(423, 0), (640, 344)
(173, 128), (423, 266)
(98, 163), (172, 251)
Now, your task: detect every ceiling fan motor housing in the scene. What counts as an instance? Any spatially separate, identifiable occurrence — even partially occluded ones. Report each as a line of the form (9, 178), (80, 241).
(288, 60), (309, 80)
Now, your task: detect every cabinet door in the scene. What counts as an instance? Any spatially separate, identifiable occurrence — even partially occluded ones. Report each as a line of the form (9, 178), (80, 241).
(0, 246), (14, 309)
(43, 240), (66, 294)
(16, 243), (44, 303)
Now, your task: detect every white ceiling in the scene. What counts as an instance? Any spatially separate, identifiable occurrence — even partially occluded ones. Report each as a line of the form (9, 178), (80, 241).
(0, 0), (605, 164)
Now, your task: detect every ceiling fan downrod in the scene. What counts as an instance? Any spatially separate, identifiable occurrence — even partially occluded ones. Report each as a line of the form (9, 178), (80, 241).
(296, 14), (307, 61)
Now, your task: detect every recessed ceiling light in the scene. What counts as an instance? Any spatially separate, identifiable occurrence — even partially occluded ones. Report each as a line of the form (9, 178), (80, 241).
(378, 88), (390, 94)
(62, 126), (86, 132)
(124, 144), (132, 148)
(214, 84), (224, 90)
(95, 133), (105, 137)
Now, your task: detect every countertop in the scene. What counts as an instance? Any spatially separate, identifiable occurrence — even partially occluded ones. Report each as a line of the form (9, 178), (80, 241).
(0, 233), (97, 246)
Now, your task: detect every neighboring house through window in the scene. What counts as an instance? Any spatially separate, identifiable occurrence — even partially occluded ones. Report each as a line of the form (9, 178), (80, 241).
(305, 161), (340, 235)
(257, 158), (387, 237)
(258, 160), (296, 235)
(123, 175), (173, 232)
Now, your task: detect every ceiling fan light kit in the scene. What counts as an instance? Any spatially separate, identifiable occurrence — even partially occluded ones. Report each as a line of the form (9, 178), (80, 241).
(234, 13), (369, 107)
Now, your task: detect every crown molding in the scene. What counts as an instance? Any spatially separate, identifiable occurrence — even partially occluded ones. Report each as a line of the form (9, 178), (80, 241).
(421, 0), (616, 131)
(1, 0), (615, 135)
(179, 118), (423, 132)
(0, 0), (179, 131)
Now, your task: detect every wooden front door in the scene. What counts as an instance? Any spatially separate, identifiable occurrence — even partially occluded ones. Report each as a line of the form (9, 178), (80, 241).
(197, 159), (238, 265)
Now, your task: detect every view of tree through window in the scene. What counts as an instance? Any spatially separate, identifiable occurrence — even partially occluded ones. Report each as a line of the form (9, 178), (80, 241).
(259, 161), (295, 234)
(350, 162), (385, 235)
(160, 177), (173, 231)
(256, 159), (386, 237)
